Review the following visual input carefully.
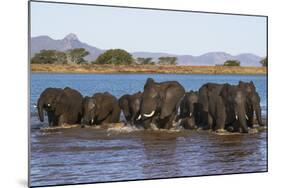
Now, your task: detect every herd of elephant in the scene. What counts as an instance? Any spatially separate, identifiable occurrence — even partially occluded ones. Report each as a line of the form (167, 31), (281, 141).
(36, 78), (265, 133)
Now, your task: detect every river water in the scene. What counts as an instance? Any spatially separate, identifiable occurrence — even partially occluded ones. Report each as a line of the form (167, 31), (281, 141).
(30, 73), (267, 187)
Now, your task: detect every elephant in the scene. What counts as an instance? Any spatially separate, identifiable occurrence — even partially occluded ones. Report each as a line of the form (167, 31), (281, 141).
(37, 87), (83, 127)
(198, 83), (249, 133)
(138, 78), (185, 129)
(197, 83), (222, 129)
(82, 92), (120, 125)
(238, 81), (264, 127)
(118, 91), (142, 125)
(177, 91), (200, 129)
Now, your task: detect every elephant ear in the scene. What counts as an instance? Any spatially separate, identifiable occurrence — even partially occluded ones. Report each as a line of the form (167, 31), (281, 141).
(249, 81), (256, 91)
(144, 78), (155, 90)
(220, 84), (230, 101)
(119, 95), (130, 117)
(54, 92), (68, 116)
(160, 86), (183, 119)
(96, 95), (112, 121)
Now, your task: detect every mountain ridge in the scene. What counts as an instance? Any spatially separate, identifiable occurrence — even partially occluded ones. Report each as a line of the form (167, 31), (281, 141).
(31, 34), (263, 66)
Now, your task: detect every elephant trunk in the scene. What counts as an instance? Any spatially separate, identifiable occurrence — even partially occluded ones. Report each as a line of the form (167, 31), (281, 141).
(189, 104), (194, 117)
(235, 107), (248, 133)
(254, 104), (263, 126)
(37, 97), (44, 122)
(123, 110), (131, 122)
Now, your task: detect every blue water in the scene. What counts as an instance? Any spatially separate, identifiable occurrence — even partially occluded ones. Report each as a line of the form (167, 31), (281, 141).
(30, 73), (267, 115)
(30, 73), (267, 187)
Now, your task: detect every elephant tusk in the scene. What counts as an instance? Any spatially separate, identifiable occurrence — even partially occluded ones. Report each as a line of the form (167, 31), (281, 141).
(47, 103), (51, 107)
(143, 110), (155, 117)
(245, 114), (249, 120)
(235, 115), (238, 120)
(137, 114), (142, 120)
(91, 118), (94, 124)
(189, 112), (192, 117)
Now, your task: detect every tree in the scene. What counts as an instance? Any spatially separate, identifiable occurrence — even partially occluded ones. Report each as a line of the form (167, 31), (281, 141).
(66, 48), (89, 64)
(223, 60), (240, 66)
(31, 50), (67, 64)
(94, 49), (134, 65)
(54, 51), (67, 64)
(260, 57), (267, 67)
(158, 56), (178, 65)
(136, 57), (155, 65)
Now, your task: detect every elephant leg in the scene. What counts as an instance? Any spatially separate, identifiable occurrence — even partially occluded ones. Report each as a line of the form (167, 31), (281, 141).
(47, 112), (53, 127)
(58, 115), (65, 127)
(203, 113), (213, 130)
(214, 98), (226, 132)
(111, 108), (120, 123)
(255, 107), (264, 127)
(76, 112), (83, 124)
(130, 113), (137, 126)
(164, 112), (176, 129)
(200, 111), (209, 128)
(248, 112), (255, 128)
(245, 106), (254, 128)
(215, 112), (226, 132)
(102, 115), (112, 124)
(150, 115), (160, 129)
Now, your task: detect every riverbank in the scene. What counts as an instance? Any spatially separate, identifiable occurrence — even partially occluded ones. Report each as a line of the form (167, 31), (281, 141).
(31, 64), (267, 74)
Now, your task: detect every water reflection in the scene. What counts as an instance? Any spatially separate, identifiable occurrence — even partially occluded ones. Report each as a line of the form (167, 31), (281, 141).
(140, 133), (181, 179)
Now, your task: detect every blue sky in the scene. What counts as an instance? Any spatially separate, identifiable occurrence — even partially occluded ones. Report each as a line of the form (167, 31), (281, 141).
(30, 2), (267, 56)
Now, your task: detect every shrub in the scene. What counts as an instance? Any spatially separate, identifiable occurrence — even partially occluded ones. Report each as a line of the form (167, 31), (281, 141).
(94, 49), (134, 65)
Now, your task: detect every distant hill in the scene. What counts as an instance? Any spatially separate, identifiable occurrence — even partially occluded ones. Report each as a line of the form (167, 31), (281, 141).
(31, 34), (263, 66)
(31, 33), (104, 61)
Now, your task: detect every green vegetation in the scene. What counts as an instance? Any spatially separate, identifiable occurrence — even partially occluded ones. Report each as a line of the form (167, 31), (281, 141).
(31, 47), (181, 66)
(31, 50), (67, 64)
(158, 56), (178, 65)
(223, 60), (241, 66)
(66, 48), (89, 64)
(31, 48), (89, 64)
(260, 57), (267, 67)
(93, 49), (134, 65)
(136, 57), (155, 65)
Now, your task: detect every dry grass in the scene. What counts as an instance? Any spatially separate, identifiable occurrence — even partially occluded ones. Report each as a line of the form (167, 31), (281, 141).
(31, 64), (267, 75)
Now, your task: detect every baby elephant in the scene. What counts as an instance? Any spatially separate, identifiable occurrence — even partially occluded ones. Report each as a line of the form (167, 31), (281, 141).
(119, 91), (142, 125)
(178, 91), (200, 129)
(82, 92), (120, 125)
(37, 87), (83, 127)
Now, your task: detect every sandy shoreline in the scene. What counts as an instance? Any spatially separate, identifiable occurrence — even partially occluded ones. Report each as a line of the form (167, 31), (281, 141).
(31, 64), (267, 75)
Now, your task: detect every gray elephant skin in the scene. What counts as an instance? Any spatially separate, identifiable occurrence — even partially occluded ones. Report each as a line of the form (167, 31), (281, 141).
(82, 92), (121, 125)
(37, 87), (83, 127)
(119, 91), (142, 125)
(138, 78), (185, 129)
(198, 83), (249, 133)
(238, 81), (264, 127)
(178, 91), (200, 129)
